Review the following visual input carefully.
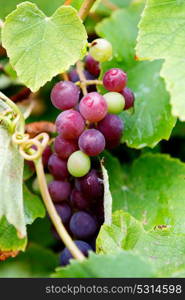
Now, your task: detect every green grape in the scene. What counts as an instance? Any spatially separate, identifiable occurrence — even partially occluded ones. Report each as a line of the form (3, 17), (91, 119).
(103, 92), (125, 114)
(67, 151), (91, 177)
(89, 38), (112, 62)
(32, 174), (53, 194)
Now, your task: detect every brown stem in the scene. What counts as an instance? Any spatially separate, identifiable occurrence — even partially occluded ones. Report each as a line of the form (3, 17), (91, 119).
(102, 0), (118, 10)
(76, 61), (88, 95)
(78, 0), (97, 21)
(61, 72), (69, 81)
(76, 79), (103, 87)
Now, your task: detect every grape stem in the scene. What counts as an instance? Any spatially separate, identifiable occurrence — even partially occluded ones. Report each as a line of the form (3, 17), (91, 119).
(78, 0), (97, 20)
(76, 79), (103, 87)
(35, 158), (85, 262)
(76, 61), (88, 95)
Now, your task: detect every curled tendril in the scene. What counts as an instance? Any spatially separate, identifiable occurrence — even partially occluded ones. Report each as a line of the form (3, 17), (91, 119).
(18, 133), (49, 161)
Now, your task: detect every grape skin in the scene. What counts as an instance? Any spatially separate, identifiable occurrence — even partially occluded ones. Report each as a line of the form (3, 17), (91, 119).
(51, 81), (80, 110)
(55, 202), (72, 224)
(103, 68), (127, 92)
(79, 92), (108, 122)
(67, 150), (91, 177)
(70, 189), (90, 210)
(78, 129), (105, 156)
(89, 38), (112, 62)
(48, 180), (71, 202)
(56, 109), (85, 140)
(48, 153), (69, 180)
(69, 211), (98, 239)
(120, 87), (135, 110)
(103, 92), (125, 114)
(85, 55), (100, 77)
(54, 136), (78, 160)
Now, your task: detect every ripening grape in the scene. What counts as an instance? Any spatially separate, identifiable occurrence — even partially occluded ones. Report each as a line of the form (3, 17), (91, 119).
(51, 81), (80, 110)
(120, 87), (135, 110)
(42, 145), (52, 169)
(54, 136), (78, 160)
(98, 114), (124, 149)
(67, 150), (91, 177)
(60, 240), (92, 266)
(55, 202), (72, 224)
(103, 92), (125, 114)
(79, 92), (108, 122)
(70, 189), (90, 210)
(48, 180), (71, 202)
(69, 211), (98, 239)
(103, 68), (127, 92)
(85, 55), (100, 77)
(76, 169), (104, 200)
(56, 109), (85, 140)
(89, 38), (112, 62)
(48, 153), (69, 180)
(78, 129), (105, 156)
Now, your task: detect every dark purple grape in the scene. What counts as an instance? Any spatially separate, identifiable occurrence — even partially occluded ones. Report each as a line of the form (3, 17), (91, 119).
(76, 169), (104, 200)
(42, 145), (52, 169)
(98, 114), (124, 149)
(85, 55), (100, 77)
(48, 180), (71, 202)
(79, 92), (108, 122)
(56, 109), (85, 140)
(55, 202), (72, 224)
(103, 68), (127, 92)
(54, 136), (78, 160)
(69, 211), (98, 239)
(51, 81), (80, 110)
(120, 87), (135, 110)
(70, 188), (90, 210)
(60, 240), (92, 266)
(78, 129), (105, 156)
(48, 153), (69, 180)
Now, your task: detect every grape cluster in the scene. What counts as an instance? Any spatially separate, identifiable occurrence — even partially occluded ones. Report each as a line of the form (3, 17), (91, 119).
(45, 39), (135, 265)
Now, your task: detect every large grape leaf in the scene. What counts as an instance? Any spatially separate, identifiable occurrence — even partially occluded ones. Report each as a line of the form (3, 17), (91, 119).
(96, 4), (176, 148)
(52, 251), (155, 278)
(97, 211), (185, 277)
(0, 243), (58, 278)
(112, 153), (185, 234)
(136, 0), (185, 121)
(1, 2), (87, 92)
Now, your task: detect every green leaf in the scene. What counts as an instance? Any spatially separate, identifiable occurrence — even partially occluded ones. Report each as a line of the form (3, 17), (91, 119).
(96, 5), (176, 148)
(114, 153), (185, 233)
(97, 211), (185, 277)
(101, 159), (112, 225)
(23, 162), (34, 180)
(136, 0), (185, 121)
(2, 2), (87, 91)
(23, 184), (45, 225)
(0, 243), (58, 278)
(52, 251), (155, 278)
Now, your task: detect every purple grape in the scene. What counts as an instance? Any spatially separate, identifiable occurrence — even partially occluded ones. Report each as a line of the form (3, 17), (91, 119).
(85, 55), (100, 77)
(42, 145), (52, 169)
(76, 169), (104, 200)
(48, 180), (71, 202)
(98, 114), (124, 149)
(70, 188), (90, 210)
(48, 153), (69, 180)
(79, 92), (108, 122)
(78, 129), (105, 156)
(54, 136), (78, 159)
(51, 81), (80, 110)
(60, 240), (92, 266)
(69, 211), (98, 239)
(103, 68), (127, 92)
(55, 202), (72, 224)
(56, 109), (85, 140)
(120, 87), (135, 110)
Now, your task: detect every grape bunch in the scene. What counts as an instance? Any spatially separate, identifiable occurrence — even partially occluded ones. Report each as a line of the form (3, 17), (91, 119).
(43, 38), (135, 265)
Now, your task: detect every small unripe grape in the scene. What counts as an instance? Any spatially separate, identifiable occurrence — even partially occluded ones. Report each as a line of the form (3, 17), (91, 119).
(89, 38), (112, 62)
(103, 92), (125, 114)
(67, 150), (91, 177)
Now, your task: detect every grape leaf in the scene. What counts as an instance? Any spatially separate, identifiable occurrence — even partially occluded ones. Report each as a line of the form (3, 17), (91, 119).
(0, 243), (58, 278)
(113, 153), (185, 234)
(52, 251), (155, 278)
(2, 2), (87, 92)
(96, 5), (176, 148)
(97, 211), (185, 277)
(136, 0), (185, 121)
(101, 160), (112, 225)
